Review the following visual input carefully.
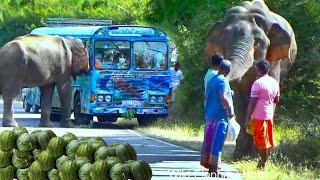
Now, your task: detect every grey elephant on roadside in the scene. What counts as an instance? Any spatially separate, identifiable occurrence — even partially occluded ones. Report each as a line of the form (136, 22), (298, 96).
(0, 34), (89, 127)
(205, 0), (297, 158)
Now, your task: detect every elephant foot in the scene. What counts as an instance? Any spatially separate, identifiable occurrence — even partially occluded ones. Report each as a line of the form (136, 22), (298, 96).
(2, 119), (19, 127)
(60, 121), (71, 128)
(39, 121), (53, 127)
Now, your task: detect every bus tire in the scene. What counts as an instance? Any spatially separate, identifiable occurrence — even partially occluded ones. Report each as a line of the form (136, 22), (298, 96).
(97, 115), (118, 123)
(50, 112), (61, 122)
(32, 104), (40, 113)
(73, 93), (92, 125)
(137, 116), (157, 126)
(24, 98), (32, 113)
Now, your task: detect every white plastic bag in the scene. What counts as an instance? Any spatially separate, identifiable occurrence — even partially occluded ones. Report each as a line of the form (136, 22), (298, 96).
(225, 116), (240, 142)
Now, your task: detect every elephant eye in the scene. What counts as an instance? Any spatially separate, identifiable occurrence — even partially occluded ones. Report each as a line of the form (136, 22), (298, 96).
(254, 37), (265, 47)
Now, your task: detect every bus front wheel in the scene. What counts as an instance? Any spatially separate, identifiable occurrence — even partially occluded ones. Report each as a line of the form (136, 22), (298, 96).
(24, 98), (31, 113)
(73, 93), (92, 125)
(97, 116), (118, 123)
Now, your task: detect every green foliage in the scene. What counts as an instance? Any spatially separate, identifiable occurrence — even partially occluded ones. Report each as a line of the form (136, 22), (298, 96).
(122, 109), (135, 120)
(0, 0), (149, 46)
(265, 0), (320, 138)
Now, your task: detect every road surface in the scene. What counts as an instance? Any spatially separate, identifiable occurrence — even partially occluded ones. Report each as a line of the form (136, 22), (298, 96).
(0, 101), (241, 179)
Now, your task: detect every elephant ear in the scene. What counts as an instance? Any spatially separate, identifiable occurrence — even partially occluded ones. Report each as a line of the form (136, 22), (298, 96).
(266, 23), (291, 61)
(205, 21), (224, 63)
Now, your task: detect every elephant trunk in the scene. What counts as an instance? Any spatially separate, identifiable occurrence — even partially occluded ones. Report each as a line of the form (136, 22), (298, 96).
(226, 38), (255, 81)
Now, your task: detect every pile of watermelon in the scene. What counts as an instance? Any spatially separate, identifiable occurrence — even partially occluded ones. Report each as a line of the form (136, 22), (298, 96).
(0, 127), (152, 180)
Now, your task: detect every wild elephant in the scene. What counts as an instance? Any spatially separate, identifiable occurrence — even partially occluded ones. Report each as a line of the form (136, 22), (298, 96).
(205, 0), (297, 158)
(0, 34), (89, 127)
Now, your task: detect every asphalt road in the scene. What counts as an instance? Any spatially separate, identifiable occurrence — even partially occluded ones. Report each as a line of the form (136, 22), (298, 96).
(0, 101), (241, 179)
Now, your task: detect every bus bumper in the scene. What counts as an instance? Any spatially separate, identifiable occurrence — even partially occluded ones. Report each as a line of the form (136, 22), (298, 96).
(90, 106), (168, 116)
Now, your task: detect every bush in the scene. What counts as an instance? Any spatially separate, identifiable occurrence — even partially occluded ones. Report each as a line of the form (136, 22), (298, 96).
(273, 136), (320, 168)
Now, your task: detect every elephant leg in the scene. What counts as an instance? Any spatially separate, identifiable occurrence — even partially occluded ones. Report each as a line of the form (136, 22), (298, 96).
(57, 80), (72, 128)
(232, 91), (252, 159)
(232, 70), (259, 159)
(39, 86), (54, 127)
(2, 90), (19, 127)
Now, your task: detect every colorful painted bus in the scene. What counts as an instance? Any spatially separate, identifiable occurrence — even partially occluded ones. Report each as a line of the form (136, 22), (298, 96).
(25, 18), (172, 126)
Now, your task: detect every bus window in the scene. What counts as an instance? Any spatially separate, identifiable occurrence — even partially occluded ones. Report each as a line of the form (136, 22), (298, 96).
(94, 41), (130, 70)
(133, 42), (167, 70)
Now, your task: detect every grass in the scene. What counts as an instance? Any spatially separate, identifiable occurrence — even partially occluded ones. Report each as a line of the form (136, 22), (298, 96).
(138, 118), (320, 180)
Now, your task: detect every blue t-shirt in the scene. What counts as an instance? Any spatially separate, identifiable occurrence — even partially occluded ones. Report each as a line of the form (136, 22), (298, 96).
(204, 69), (218, 94)
(205, 74), (233, 121)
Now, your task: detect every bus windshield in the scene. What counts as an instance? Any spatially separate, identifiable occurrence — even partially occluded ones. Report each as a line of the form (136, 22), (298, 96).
(133, 41), (167, 71)
(94, 40), (130, 70)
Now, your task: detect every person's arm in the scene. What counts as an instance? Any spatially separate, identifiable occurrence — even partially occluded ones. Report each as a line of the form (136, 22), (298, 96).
(245, 97), (258, 127)
(274, 87), (280, 104)
(220, 91), (234, 118)
(219, 80), (234, 118)
(245, 82), (260, 127)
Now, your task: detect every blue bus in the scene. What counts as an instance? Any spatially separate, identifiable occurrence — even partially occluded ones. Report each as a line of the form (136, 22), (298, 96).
(27, 19), (172, 126)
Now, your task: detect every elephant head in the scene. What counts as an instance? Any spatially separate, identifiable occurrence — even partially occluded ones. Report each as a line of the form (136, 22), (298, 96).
(206, 0), (295, 81)
(65, 37), (90, 77)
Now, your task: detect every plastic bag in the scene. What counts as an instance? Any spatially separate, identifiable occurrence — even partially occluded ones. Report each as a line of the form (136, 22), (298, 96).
(225, 117), (240, 142)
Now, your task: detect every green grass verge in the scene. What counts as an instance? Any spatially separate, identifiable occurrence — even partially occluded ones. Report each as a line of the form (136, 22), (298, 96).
(138, 122), (320, 180)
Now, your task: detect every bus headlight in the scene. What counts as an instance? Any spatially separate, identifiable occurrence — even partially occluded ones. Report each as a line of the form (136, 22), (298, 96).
(150, 96), (156, 103)
(105, 95), (112, 102)
(158, 96), (164, 103)
(97, 95), (104, 102)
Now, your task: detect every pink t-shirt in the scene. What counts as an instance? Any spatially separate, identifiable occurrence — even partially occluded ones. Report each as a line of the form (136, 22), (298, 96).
(250, 75), (279, 120)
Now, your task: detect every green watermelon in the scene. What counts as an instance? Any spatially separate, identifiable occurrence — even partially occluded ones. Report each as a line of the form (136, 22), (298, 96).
(34, 130), (57, 149)
(28, 161), (46, 180)
(47, 137), (67, 158)
(0, 130), (18, 151)
(17, 168), (30, 180)
(12, 127), (28, 137)
(0, 150), (13, 168)
(0, 165), (16, 180)
(32, 149), (42, 160)
(131, 160), (152, 180)
(79, 163), (92, 180)
(13, 149), (32, 159)
(48, 169), (60, 180)
(90, 160), (113, 180)
(66, 140), (83, 158)
(115, 143), (137, 163)
(62, 132), (77, 144)
(59, 160), (78, 180)
(76, 143), (95, 162)
(17, 133), (37, 151)
(106, 157), (121, 167)
(37, 150), (55, 171)
(12, 154), (33, 169)
(56, 155), (72, 170)
(110, 163), (132, 180)
(94, 146), (116, 161)
(75, 157), (91, 169)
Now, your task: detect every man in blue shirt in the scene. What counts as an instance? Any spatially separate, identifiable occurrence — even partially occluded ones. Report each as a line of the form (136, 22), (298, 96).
(204, 54), (224, 95)
(201, 60), (234, 176)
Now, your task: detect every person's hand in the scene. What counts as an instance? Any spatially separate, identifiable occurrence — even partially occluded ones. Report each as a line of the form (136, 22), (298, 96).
(245, 120), (250, 128)
(227, 109), (234, 118)
(228, 113), (235, 119)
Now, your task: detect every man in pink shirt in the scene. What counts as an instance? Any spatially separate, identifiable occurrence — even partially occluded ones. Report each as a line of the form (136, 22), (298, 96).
(246, 60), (280, 170)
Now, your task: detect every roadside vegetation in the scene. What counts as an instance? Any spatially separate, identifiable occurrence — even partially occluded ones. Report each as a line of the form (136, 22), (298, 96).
(1, 0), (320, 179)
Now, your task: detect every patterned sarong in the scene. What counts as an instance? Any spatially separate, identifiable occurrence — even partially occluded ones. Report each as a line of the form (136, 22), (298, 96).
(200, 119), (228, 169)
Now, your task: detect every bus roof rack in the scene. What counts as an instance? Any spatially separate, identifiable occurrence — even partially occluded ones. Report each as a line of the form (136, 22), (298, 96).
(46, 18), (112, 27)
